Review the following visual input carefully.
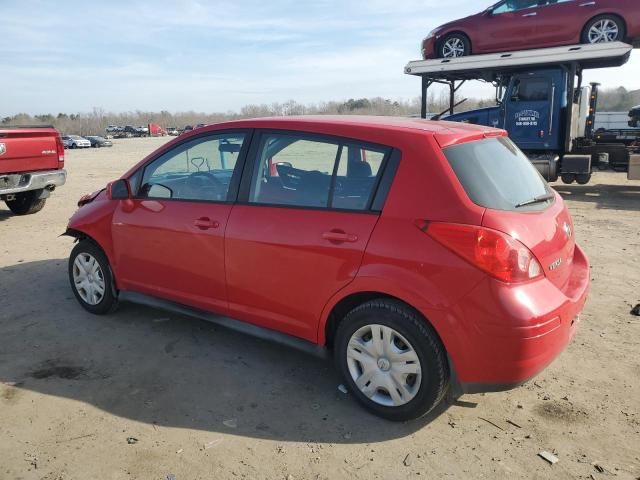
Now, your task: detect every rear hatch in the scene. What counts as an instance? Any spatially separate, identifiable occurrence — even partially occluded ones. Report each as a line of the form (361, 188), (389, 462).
(443, 135), (575, 290)
(0, 126), (62, 175)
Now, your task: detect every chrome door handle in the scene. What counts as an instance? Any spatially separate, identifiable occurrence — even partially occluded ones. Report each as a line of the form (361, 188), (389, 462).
(522, 12), (537, 17)
(580, 2), (596, 6)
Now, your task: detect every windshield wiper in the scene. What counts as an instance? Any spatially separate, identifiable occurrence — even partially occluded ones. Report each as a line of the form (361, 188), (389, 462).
(515, 193), (555, 208)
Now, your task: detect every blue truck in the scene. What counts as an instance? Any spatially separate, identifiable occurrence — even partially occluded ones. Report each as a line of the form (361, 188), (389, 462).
(405, 42), (639, 184)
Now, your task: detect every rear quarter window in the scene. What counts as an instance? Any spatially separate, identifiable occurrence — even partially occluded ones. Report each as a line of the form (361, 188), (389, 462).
(443, 136), (551, 211)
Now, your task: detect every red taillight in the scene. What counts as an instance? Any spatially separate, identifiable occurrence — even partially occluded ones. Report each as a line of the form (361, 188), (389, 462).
(55, 134), (65, 168)
(425, 222), (543, 283)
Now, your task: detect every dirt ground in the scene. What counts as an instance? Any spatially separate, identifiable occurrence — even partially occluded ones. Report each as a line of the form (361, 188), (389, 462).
(1, 137), (639, 480)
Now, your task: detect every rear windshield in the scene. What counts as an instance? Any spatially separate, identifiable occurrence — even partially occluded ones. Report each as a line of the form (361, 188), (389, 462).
(443, 136), (551, 211)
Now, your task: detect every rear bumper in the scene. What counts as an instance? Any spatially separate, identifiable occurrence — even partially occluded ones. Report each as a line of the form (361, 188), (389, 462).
(446, 244), (590, 393)
(0, 169), (67, 195)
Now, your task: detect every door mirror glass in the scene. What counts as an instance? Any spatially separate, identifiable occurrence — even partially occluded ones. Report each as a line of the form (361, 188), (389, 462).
(109, 179), (131, 200)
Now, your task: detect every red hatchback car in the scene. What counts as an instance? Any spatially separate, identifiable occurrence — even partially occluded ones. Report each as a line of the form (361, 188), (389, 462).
(65, 117), (589, 421)
(422, 0), (640, 59)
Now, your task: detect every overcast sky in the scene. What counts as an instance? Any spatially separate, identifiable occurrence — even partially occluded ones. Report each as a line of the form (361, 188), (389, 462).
(3, 0), (640, 116)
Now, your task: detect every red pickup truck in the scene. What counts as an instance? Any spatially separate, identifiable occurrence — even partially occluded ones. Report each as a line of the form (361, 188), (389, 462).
(0, 126), (67, 215)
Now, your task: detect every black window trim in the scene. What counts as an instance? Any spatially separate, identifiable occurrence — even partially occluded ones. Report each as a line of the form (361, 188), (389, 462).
(511, 75), (552, 103)
(236, 128), (397, 214)
(127, 128), (254, 205)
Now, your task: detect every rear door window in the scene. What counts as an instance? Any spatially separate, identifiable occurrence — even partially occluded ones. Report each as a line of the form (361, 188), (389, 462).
(443, 136), (552, 211)
(248, 132), (390, 211)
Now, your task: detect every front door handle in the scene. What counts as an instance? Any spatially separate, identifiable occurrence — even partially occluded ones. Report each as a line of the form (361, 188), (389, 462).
(522, 12), (537, 17)
(580, 1), (596, 6)
(322, 230), (358, 243)
(194, 217), (220, 230)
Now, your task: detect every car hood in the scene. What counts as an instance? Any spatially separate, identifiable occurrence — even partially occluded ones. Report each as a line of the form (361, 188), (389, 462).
(433, 9), (485, 32)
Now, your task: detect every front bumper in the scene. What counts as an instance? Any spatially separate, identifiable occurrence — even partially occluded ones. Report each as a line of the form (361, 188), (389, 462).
(0, 169), (67, 195)
(446, 244), (590, 393)
(422, 36), (438, 59)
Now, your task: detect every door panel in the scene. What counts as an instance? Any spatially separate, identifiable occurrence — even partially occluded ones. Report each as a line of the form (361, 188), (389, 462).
(225, 206), (378, 341)
(478, 2), (540, 51)
(535, 1), (586, 45)
(113, 201), (232, 313)
(111, 130), (249, 313)
(505, 71), (564, 151)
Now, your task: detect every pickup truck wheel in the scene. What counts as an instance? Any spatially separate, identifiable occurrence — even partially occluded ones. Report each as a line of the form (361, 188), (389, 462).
(334, 299), (449, 421)
(582, 15), (625, 44)
(69, 241), (117, 315)
(5, 191), (46, 215)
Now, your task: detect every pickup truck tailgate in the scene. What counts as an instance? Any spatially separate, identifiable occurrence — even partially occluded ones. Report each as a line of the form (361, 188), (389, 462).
(0, 127), (62, 175)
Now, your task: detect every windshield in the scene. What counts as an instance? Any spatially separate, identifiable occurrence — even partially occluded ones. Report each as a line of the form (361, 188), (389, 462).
(443, 136), (551, 211)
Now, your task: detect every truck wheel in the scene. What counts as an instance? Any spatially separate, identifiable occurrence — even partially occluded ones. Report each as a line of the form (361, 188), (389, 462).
(561, 174), (576, 185)
(576, 174), (591, 185)
(438, 34), (471, 59)
(69, 241), (118, 315)
(334, 299), (449, 421)
(582, 15), (625, 44)
(5, 191), (47, 215)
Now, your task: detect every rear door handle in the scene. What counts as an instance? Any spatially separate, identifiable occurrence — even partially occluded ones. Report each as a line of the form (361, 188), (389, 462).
(522, 12), (537, 17)
(322, 230), (358, 243)
(194, 217), (220, 230)
(579, 1), (596, 6)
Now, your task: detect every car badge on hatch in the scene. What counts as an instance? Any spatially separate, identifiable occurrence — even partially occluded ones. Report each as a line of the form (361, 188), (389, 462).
(563, 222), (572, 239)
(0, 143), (6, 156)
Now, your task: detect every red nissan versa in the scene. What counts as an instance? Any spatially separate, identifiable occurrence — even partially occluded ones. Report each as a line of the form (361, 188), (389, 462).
(65, 117), (589, 421)
(422, 0), (640, 59)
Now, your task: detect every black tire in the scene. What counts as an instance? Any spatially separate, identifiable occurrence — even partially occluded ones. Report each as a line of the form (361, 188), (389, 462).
(576, 174), (592, 185)
(5, 191), (47, 215)
(581, 15), (625, 44)
(438, 33), (471, 59)
(68, 240), (118, 315)
(561, 173), (576, 184)
(71, 143), (77, 149)
(334, 299), (449, 421)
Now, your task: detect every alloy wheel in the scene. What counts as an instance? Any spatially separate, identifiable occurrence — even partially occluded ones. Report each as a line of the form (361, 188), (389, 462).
(588, 19), (619, 43)
(346, 324), (422, 407)
(72, 253), (106, 306)
(442, 38), (466, 58)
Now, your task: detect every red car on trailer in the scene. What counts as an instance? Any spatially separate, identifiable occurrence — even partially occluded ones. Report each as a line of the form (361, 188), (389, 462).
(422, 0), (640, 59)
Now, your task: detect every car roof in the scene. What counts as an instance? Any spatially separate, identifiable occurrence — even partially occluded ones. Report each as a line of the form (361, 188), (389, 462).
(200, 115), (505, 148)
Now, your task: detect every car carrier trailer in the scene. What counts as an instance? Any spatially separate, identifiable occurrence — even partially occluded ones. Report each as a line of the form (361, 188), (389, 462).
(405, 42), (640, 184)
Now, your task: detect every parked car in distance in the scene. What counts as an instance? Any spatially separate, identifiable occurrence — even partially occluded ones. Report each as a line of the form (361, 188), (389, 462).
(65, 116), (589, 421)
(85, 136), (113, 148)
(62, 135), (91, 149)
(422, 0), (640, 59)
(167, 127), (180, 136)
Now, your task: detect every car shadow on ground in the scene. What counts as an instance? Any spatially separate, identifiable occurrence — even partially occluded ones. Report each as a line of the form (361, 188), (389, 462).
(554, 183), (640, 211)
(0, 259), (452, 444)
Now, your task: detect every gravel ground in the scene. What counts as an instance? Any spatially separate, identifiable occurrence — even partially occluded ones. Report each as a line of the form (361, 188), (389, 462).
(1, 137), (639, 479)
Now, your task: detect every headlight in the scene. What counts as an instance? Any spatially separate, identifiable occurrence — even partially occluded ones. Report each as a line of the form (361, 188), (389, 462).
(425, 27), (443, 40)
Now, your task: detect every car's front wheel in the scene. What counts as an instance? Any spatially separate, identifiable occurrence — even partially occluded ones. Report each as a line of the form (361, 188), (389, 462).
(69, 241), (117, 315)
(582, 15), (625, 44)
(438, 33), (471, 59)
(334, 299), (449, 421)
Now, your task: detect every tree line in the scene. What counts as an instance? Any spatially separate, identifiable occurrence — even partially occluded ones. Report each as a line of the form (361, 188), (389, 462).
(2, 87), (637, 136)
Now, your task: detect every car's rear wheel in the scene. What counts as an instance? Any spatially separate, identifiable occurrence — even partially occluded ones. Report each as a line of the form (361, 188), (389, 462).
(69, 241), (117, 315)
(438, 33), (471, 59)
(5, 191), (46, 215)
(334, 299), (449, 421)
(582, 15), (625, 44)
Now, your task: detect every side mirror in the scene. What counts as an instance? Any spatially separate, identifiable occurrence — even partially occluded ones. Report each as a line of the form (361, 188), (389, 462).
(107, 179), (132, 200)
